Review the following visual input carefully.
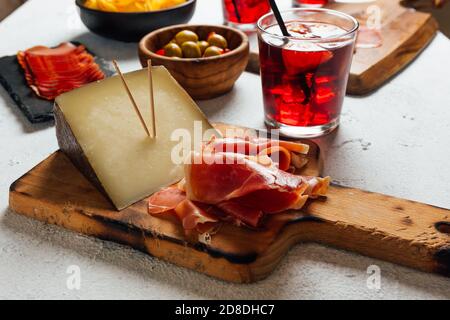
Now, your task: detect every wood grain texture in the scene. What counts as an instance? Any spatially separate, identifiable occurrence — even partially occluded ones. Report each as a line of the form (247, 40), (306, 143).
(8, 124), (450, 283)
(139, 24), (249, 100)
(247, 0), (438, 95)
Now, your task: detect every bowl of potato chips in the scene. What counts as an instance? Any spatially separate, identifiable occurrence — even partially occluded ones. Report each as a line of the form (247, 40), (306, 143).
(76, 0), (197, 42)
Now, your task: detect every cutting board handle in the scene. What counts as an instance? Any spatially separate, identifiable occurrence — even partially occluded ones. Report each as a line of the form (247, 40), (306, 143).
(297, 184), (450, 276)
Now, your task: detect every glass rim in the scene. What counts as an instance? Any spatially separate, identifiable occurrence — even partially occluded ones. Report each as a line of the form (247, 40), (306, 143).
(257, 8), (359, 42)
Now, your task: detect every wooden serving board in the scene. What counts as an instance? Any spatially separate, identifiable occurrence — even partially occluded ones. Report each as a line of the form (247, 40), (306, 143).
(247, 0), (438, 95)
(9, 123), (450, 283)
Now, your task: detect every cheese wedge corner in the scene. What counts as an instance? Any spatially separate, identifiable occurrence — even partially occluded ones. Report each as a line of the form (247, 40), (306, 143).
(55, 66), (215, 210)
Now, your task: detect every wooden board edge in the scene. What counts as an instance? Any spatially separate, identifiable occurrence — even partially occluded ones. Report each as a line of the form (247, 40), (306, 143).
(9, 184), (450, 282)
(347, 14), (438, 95)
(305, 184), (450, 277)
(246, 52), (260, 75)
(8, 187), (260, 283)
(250, 205), (450, 280)
(8, 156), (450, 282)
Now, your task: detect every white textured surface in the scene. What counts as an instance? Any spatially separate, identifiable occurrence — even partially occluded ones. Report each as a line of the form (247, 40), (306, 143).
(1, 0), (450, 300)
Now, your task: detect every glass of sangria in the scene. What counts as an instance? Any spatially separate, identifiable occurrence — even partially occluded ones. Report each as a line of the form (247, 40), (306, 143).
(293, 0), (329, 7)
(222, 0), (271, 31)
(257, 8), (358, 138)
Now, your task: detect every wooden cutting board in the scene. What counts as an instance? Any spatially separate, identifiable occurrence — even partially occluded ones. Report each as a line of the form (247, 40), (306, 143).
(247, 0), (438, 95)
(8, 123), (450, 283)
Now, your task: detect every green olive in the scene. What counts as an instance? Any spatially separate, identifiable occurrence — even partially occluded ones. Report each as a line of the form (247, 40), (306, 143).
(163, 43), (182, 58)
(203, 46), (223, 57)
(175, 30), (199, 46)
(197, 41), (210, 55)
(181, 41), (201, 58)
(207, 33), (228, 49)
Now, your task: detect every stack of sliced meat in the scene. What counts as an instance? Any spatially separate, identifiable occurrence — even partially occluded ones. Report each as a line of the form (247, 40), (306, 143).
(17, 42), (105, 100)
(148, 136), (330, 235)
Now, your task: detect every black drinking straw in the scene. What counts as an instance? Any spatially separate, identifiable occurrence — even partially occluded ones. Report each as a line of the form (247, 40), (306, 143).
(231, 0), (242, 23)
(268, 0), (290, 36)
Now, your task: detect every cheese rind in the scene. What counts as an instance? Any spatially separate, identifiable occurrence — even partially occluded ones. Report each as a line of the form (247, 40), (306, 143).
(55, 66), (215, 210)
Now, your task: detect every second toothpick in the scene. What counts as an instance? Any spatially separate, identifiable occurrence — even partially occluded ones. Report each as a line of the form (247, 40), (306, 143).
(148, 59), (157, 138)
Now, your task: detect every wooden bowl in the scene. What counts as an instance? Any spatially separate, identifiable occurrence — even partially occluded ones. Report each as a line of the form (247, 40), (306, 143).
(138, 24), (250, 100)
(76, 0), (197, 42)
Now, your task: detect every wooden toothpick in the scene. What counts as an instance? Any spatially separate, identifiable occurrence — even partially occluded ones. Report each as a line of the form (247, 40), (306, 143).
(147, 59), (157, 138)
(112, 60), (151, 137)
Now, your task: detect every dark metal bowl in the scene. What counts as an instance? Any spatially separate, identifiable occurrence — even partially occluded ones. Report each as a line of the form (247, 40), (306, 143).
(76, 0), (197, 42)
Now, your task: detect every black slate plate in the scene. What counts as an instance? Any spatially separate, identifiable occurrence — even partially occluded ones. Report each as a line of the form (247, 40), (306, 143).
(0, 42), (115, 123)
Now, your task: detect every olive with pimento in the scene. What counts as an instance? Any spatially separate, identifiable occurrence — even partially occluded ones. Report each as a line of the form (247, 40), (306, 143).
(181, 41), (202, 58)
(157, 29), (231, 59)
(163, 43), (182, 58)
(207, 33), (228, 49)
(203, 46), (224, 57)
(197, 41), (210, 55)
(175, 30), (198, 46)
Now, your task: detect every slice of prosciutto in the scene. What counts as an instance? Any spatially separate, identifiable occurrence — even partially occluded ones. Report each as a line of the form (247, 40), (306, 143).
(203, 135), (310, 171)
(185, 152), (328, 215)
(148, 137), (329, 233)
(147, 185), (219, 231)
(17, 42), (105, 100)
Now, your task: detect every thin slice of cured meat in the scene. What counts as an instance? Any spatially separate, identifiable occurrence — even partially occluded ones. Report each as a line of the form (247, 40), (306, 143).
(148, 185), (219, 231)
(17, 42), (105, 100)
(147, 185), (186, 214)
(216, 201), (263, 228)
(185, 152), (327, 205)
(149, 139), (329, 232)
(184, 152), (328, 228)
(204, 136), (309, 171)
(205, 136), (309, 156)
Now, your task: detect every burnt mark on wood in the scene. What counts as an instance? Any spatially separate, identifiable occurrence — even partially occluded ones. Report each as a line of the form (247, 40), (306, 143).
(434, 246), (450, 277)
(194, 242), (258, 265)
(393, 205), (405, 211)
(9, 171), (32, 193)
(82, 210), (138, 232)
(9, 178), (20, 193)
(287, 214), (325, 226)
(401, 216), (413, 226)
(435, 221), (450, 234)
(83, 209), (258, 265)
(12, 190), (33, 198)
(95, 228), (147, 253)
(274, 212), (325, 238)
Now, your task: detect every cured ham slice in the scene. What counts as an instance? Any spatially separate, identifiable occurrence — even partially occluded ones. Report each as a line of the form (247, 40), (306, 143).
(147, 185), (219, 230)
(148, 137), (329, 233)
(147, 185), (186, 214)
(204, 136), (309, 156)
(17, 42), (105, 100)
(204, 136), (310, 171)
(185, 152), (328, 210)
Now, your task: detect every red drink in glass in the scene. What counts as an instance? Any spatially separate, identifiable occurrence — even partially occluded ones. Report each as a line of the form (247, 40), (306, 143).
(257, 9), (358, 138)
(223, 0), (270, 31)
(294, 0), (329, 7)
